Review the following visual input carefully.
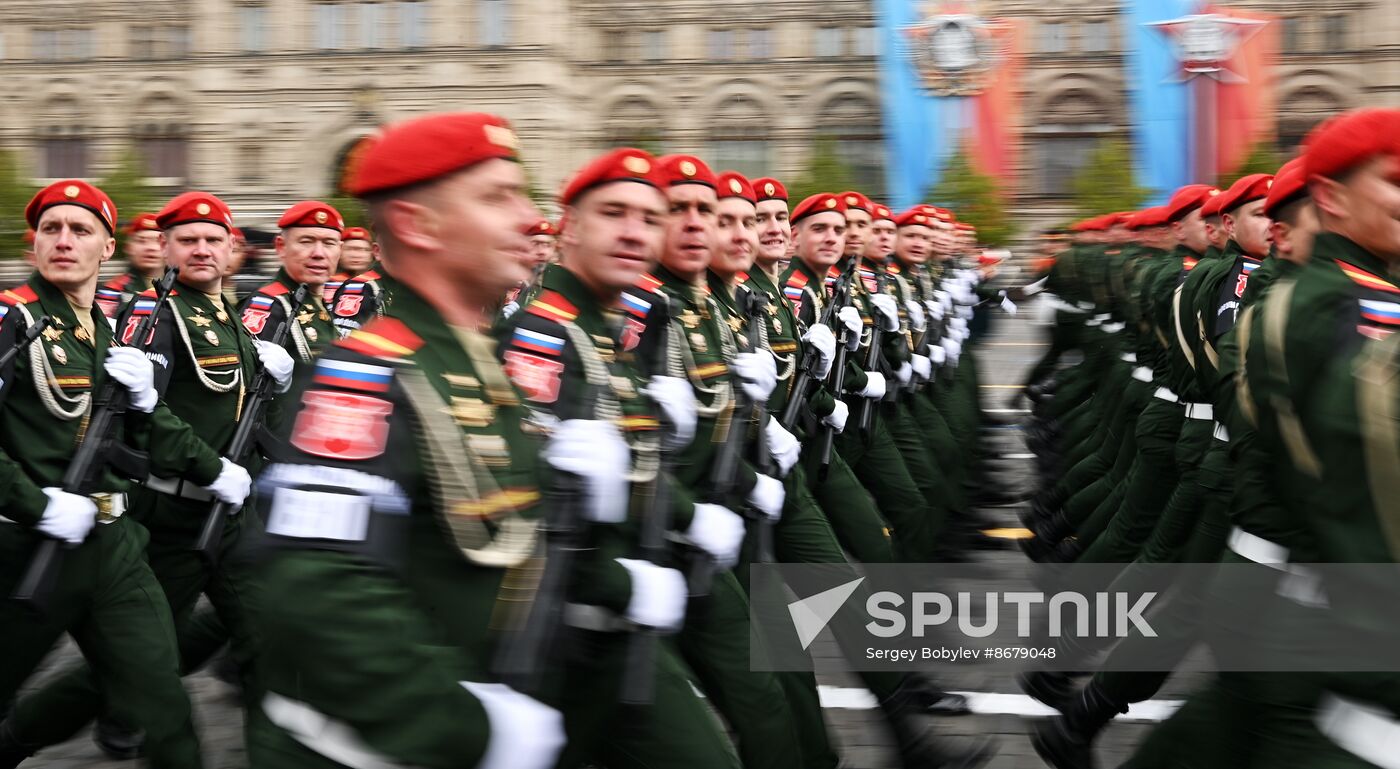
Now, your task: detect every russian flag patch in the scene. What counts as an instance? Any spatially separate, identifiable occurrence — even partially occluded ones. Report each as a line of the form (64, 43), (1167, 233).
(1360, 299), (1400, 326)
(249, 295), (276, 309)
(620, 292), (651, 319)
(312, 358), (395, 393)
(131, 299), (157, 316)
(512, 327), (566, 356)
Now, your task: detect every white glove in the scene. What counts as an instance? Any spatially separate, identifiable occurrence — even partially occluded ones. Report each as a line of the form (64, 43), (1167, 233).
(930, 345), (947, 366)
(732, 350), (777, 403)
(904, 300), (927, 332)
(643, 376), (697, 450)
(36, 488), (98, 544)
(997, 290), (1017, 315)
(801, 324), (836, 379)
(765, 419), (801, 476)
(912, 354), (931, 381)
(895, 361), (913, 385)
(924, 299), (943, 323)
(822, 400), (849, 433)
(857, 371), (886, 399)
(687, 503), (746, 569)
(747, 474), (785, 522)
(544, 420), (630, 523)
(460, 682), (566, 769)
(254, 340), (295, 394)
(869, 294), (900, 332)
(104, 347), (157, 413)
(942, 337), (962, 365)
(616, 559), (687, 632)
(203, 458), (252, 508)
(501, 301), (521, 319)
(837, 306), (862, 351)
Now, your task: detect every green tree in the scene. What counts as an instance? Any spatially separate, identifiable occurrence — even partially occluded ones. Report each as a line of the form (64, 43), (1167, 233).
(1069, 137), (1150, 217)
(924, 149), (1015, 247)
(325, 193), (369, 229)
(1219, 143), (1285, 187)
(97, 148), (158, 229)
(786, 136), (860, 207)
(0, 149), (36, 260)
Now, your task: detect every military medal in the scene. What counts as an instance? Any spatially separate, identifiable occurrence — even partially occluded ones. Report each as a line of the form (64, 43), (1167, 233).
(51, 345), (67, 364)
(678, 309), (700, 329)
(42, 326), (63, 342)
(305, 327), (319, 342)
(726, 316), (744, 335)
(189, 314), (213, 327)
(689, 332), (708, 352)
(773, 317), (783, 334)
(204, 329), (220, 345)
(319, 310), (331, 322)
(296, 311), (314, 325)
(74, 326), (90, 342)
(215, 310), (229, 323)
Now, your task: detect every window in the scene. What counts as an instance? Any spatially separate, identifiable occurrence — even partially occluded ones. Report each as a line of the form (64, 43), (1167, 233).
(607, 97), (666, 154)
(167, 25), (190, 58)
(853, 26), (879, 56)
(479, 0), (506, 47)
(358, 3), (381, 48)
(1034, 136), (1097, 195)
(603, 29), (627, 62)
(814, 26), (841, 57)
(142, 137), (189, 181)
(1281, 17), (1301, 52)
(1323, 15), (1347, 49)
(129, 25), (154, 58)
(65, 28), (94, 60)
(316, 4), (344, 49)
(708, 28), (733, 60)
(641, 29), (666, 61)
(749, 28), (772, 59)
(42, 137), (88, 178)
(240, 143), (263, 184)
(709, 96), (770, 176)
(401, 1), (428, 47)
(240, 5), (266, 51)
(1040, 21), (1066, 54)
(1082, 20), (1108, 53)
(1031, 91), (1113, 196)
(818, 94), (885, 198)
(33, 29), (56, 60)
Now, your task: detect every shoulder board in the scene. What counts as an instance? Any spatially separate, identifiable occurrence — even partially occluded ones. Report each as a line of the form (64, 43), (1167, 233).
(105, 273), (133, 291)
(1335, 259), (1400, 295)
(634, 272), (664, 295)
(618, 289), (652, 320)
(826, 266), (841, 281)
(258, 282), (292, 298)
(735, 271), (749, 284)
(360, 269), (382, 281)
(525, 290), (578, 323)
(338, 317), (424, 360)
(0, 286), (38, 306)
(329, 272), (350, 283)
(888, 262), (903, 275)
(135, 287), (174, 300)
(784, 270), (809, 289)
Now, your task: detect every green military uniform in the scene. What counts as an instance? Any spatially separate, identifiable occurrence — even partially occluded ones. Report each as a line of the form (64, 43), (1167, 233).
(95, 267), (154, 321)
(238, 268), (335, 364)
(0, 275), (202, 768)
(328, 261), (387, 339)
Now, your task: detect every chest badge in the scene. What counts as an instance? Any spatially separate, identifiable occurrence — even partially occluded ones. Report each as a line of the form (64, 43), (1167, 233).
(215, 310), (229, 323)
(689, 332), (708, 353)
(51, 345), (67, 365)
(189, 314), (213, 328)
(678, 309), (700, 329)
(305, 326), (319, 343)
(204, 329), (221, 346)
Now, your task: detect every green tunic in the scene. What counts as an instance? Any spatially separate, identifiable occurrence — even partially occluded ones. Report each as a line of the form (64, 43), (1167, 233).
(238, 268), (336, 365)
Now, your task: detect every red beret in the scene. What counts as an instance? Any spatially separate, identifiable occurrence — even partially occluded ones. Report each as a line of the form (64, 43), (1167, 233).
(525, 220), (556, 237)
(717, 171), (756, 204)
(657, 154), (717, 188)
(1215, 173), (1274, 216)
(871, 203), (894, 222)
(1303, 108), (1400, 180)
(157, 192), (234, 231)
(1105, 212), (1132, 228)
(560, 147), (663, 207)
(894, 207), (937, 228)
(279, 201), (345, 232)
(838, 191), (871, 213)
(934, 207), (956, 223)
(1069, 219), (1093, 233)
(348, 112), (520, 197)
(791, 193), (847, 224)
(125, 212), (160, 235)
(26, 180), (117, 235)
(1199, 188), (1227, 218)
(1165, 184), (1220, 223)
(954, 222), (975, 232)
(231, 227), (245, 241)
(1264, 158), (1308, 218)
(340, 226), (372, 242)
(1126, 208), (1170, 230)
(752, 177), (787, 202)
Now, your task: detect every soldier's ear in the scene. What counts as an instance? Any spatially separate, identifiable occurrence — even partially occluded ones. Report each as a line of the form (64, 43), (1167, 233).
(102, 235), (116, 262)
(379, 198), (439, 253)
(1307, 174), (1349, 223)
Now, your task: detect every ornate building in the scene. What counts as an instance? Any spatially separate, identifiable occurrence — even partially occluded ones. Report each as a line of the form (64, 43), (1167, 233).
(0, 0), (1393, 228)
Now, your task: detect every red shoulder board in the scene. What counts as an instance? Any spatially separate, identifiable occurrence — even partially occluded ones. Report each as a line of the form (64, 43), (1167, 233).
(134, 286), (175, 300)
(635, 272), (664, 295)
(0, 286), (39, 306)
(1335, 259), (1400, 295)
(105, 273), (133, 291)
(338, 317), (424, 359)
(258, 282), (292, 297)
(735, 271), (749, 284)
(525, 290), (579, 323)
(329, 272), (350, 283)
(887, 262), (902, 275)
(784, 270), (809, 289)
(360, 269), (382, 281)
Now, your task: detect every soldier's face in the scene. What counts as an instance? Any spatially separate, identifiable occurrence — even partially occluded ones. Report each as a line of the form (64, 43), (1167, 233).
(755, 200), (791, 267)
(931, 223), (956, 258)
(528, 235), (556, 266)
(34, 205), (114, 291)
(164, 222), (231, 291)
(1230, 199), (1271, 258)
(1174, 208), (1210, 254)
(795, 212), (847, 271)
(1269, 202), (1319, 265)
(661, 184), (718, 280)
(1202, 216), (1226, 249)
(340, 238), (374, 274)
(562, 181), (666, 298)
(125, 230), (164, 272)
(277, 227), (342, 287)
(712, 197), (758, 277)
(866, 220), (896, 259)
(1312, 155), (1400, 263)
(844, 209), (872, 254)
(895, 225), (933, 265)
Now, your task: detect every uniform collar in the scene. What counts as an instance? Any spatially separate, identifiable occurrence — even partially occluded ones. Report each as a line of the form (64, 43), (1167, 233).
(653, 264), (706, 306)
(1316, 232), (1393, 278)
(274, 267), (300, 293)
(539, 263), (609, 328)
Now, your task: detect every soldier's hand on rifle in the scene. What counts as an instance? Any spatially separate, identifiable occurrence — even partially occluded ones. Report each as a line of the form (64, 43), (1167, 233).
(837, 306), (863, 351)
(615, 559), (687, 632)
(895, 361), (913, 386)
(748, 474), (785, 522)
(904, 300), (927, 332)
(924, 299), (944, 323)
(941, 337), (962, 366)
(36, 488), (98, 545)
(544, 419), (631, 524)
(765, 420), (801, 476)
(856, 371), (886, 400)
(801, 324), (836, 378)
(643, 375), (697, 449)
(996, 289), (1018, 315)
(687, 503), (746, 569)
(870, 295), (900, 332)
(204, 458), (253, 509)
(732, 350), (777, 402)
(254, 340), (296, 393)
(501, 301), (521, 319)
(930, 345), (947, 367)
(911, 354), (932, 382)
(459, 681), (566, 769)
(104, 347), (158, 412)
(822, 401), (849, 434)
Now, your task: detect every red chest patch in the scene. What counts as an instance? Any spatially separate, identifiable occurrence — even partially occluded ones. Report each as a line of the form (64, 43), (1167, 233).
(241, 307), (271, 334)
(502, 350), (566, 404)
(290, 390), (394, 460)
(335, 294), (364, 318)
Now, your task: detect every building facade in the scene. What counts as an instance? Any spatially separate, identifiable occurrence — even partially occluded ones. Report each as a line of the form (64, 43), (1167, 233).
(0, 0), (1394, 229)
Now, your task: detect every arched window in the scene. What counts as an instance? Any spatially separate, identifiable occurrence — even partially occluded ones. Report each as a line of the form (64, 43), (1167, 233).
(132, 95), (190, 184)
(708, 94), (770, 177)
(816, 93), (884, 198)
(605, 96), (665, 154)
(37, 95), (88, 178)
(1278, 86), (1345, 154)
(1030, 88), (1114, 197)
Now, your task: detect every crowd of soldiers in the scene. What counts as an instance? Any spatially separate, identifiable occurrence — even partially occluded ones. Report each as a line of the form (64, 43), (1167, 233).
(0, 103), (1395, 769)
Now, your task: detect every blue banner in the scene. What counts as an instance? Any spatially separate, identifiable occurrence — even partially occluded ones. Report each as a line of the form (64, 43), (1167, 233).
(1124, 0), (1193, 203)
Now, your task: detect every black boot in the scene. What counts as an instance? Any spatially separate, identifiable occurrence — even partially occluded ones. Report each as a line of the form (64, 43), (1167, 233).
(1033, 510), (1073, 544)
(93, 717), (146, 760)
(1031, 680), (1126, 769)
(0, 720), (36, 769)
(879, 681), (997, 769)
(1017, 670), (1077, 713)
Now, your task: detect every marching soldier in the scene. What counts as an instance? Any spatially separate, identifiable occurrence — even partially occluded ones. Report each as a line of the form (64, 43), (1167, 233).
(246, 111), (565, 769)
(320, 226), (375, 304)
(238, 201), (342, 363)
(328, 227), (387, 339)
(96, 211), (163, 319)
(0, 181), (203, 768)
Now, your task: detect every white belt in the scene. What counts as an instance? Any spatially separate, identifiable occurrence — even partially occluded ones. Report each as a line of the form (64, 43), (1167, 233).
(1317, 695), (1400, 769)
(1213, 421), (1230, 442)
(145, 475), (215, 502)
(1153, 387), (1179, 403)
(1132, 366), (1154, 383)
(1102, 321), (1126, 334)
(263, 692), (424, 769)
(1184, 402), (1214, 420)
(1120, 352), (1138, 363)
(1227, 526), (1288, 567)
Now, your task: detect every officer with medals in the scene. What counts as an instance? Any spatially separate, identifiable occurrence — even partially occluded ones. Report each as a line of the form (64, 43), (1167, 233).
(0, 181), (204, 768)
(96, 211), (163, 320)
(247, 112), (565, 769)
(238, 201), (341, 363)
